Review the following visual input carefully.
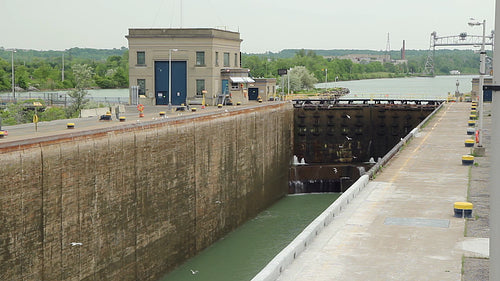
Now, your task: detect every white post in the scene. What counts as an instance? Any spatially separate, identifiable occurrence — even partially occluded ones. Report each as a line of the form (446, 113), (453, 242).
(288, 68), (291, 96)
(478, 19), (486, 147)
(11, 50), (15, 100)
(169, 49), (172, 109)
(469, 18), (487, 147)
(325, 68), (328, 84)
(168, 49), (179, 109)
(490, 1), (500, 279)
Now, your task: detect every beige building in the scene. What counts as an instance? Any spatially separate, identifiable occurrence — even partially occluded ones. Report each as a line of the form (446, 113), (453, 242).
(250, 78), (277, 101)
(471, 76), (493, 101)
(126, 28), (257, 106)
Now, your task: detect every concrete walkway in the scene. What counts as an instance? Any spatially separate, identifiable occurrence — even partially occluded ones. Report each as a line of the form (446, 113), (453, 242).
(277, 102), (476, 281)
(0, 103), (268, 146)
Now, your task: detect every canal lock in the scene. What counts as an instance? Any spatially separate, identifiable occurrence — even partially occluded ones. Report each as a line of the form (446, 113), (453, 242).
(289, 99), (440, 194)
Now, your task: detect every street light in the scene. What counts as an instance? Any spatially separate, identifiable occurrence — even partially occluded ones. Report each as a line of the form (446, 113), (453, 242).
(7, 49), (16, 100)
(468, 18), (486, 148)
(169, 48), (178, 110)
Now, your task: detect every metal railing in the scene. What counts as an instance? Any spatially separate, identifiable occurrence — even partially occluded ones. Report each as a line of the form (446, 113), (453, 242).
(0, 93), (129, 106)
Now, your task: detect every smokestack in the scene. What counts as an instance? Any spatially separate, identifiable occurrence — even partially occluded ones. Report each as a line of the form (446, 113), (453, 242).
(401, 40), (406, 60)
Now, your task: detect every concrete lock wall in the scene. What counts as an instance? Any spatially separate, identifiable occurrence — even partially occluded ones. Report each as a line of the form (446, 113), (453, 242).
(0, 103), (293, 281)
(252, 103), (444, 281)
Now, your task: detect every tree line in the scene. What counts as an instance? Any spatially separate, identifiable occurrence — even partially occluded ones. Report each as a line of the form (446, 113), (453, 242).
(0, 48), (128, 92)
(0, 47), (484, 93)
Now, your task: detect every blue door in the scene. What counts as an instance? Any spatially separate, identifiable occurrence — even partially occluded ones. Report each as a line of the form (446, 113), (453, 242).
(248, 88), (259, 100)
(222, 79), (229, 95)
(155, 61), (187, 105)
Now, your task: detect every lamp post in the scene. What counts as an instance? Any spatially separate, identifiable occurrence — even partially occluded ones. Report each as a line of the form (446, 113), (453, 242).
(169, 48), (178, 110)
(468, 18), (486, 148)
(287, 68), (291, 96)
(62, 52), (65, 82)
(8, 49), (16, 101)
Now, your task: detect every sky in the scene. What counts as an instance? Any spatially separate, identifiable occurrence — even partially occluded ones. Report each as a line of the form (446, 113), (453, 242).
(0, 0), (495, 53)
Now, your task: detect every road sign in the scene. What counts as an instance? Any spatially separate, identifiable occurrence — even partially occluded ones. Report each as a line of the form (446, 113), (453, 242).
(278, 69), (288, 76)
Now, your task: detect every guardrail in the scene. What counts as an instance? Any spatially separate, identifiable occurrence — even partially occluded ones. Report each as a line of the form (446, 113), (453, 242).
(251, 101), (445, 281)
(0, 95), (129, 106)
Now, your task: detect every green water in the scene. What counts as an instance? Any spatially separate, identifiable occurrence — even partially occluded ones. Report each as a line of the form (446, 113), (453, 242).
(160, 193), (340, 281)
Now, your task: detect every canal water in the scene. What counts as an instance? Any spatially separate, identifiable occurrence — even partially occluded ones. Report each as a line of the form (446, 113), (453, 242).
(159, 193), (340, 281)
(318, 74), (475, 99)
(1, 75), (476, 102)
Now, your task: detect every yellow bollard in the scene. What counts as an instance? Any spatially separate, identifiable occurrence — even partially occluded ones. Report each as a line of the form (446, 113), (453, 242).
(464, 139), (475, 147)
(454, 202), (473, 218)
(461, 155), (474, 165)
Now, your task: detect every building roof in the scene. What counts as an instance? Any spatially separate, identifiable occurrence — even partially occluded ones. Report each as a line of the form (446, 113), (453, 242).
(126, 28), (242, 42)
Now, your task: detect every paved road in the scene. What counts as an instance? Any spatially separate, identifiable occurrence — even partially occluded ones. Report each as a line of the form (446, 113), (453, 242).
(0, 103), (265, 147)
(277, 102), (481, 281)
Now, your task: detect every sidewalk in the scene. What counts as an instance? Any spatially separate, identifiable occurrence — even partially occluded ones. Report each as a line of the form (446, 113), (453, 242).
(0, 103), (258, 146)
(277, 102), (479, 281)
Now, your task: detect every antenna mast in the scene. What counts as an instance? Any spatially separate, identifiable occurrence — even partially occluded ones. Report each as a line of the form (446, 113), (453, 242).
(385, 33), (391, 63)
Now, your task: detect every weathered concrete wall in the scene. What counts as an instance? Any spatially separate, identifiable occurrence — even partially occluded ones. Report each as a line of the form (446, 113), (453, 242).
(0, 103), (293, 281)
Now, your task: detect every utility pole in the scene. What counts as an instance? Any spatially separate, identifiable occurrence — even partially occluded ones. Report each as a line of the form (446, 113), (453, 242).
(62, 53), (65, 82)
(287, 68), (291, 96)
(385, 33), (391, 62)
(8, 49), (16, 100)
(469, 18), (487, 149)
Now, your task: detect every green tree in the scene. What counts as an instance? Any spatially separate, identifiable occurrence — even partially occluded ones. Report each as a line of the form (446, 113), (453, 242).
(283, 66), (318, 92)
(67, 64), (93, 117)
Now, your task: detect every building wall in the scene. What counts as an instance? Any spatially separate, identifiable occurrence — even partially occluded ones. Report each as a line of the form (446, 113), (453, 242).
(471, 77), (493, 98)
(252, 78), (277, 101)
(127, 28), (243, 105)
(0, 103), (293, 281)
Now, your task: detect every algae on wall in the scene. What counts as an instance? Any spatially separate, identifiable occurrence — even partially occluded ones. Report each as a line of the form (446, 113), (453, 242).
(0, 103), (293, 281)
